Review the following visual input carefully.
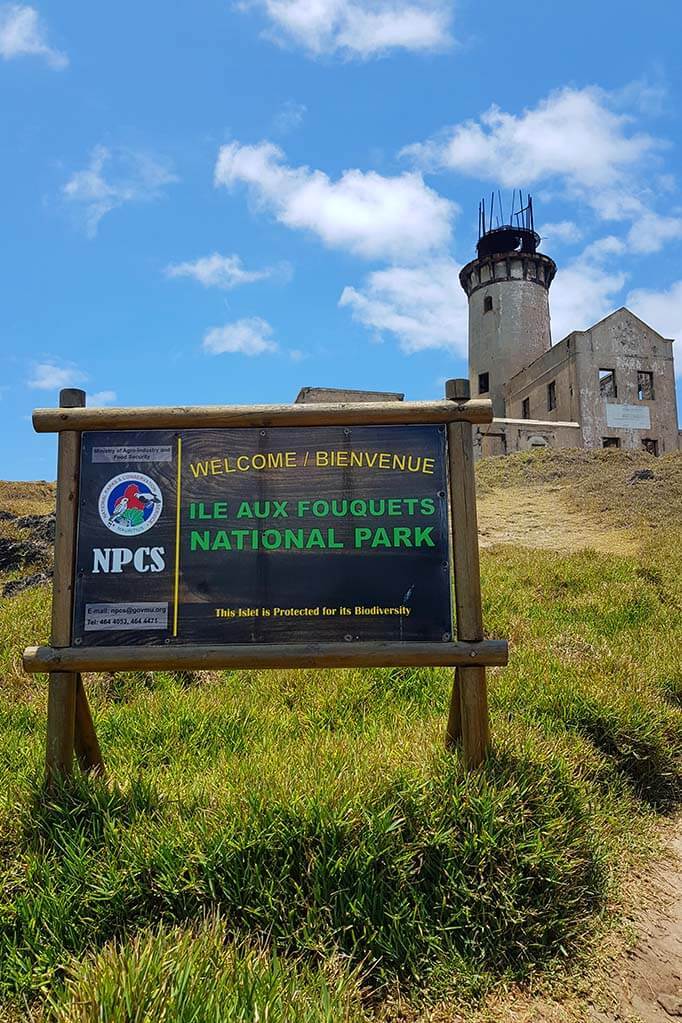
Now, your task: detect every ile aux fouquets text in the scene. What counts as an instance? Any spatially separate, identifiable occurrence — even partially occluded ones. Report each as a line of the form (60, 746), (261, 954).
(188, 497), (439, 551)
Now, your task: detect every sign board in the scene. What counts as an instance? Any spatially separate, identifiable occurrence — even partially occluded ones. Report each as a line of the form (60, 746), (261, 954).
(605, 403), (651, 430)
(73, 425), (452, 647)
(25, 388), (507, 778)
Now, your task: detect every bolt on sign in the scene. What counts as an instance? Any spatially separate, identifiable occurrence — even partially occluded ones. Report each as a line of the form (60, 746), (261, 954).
(23, 385), (508, 783)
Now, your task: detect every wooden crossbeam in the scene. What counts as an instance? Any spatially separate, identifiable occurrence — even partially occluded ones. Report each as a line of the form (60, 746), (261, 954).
(32, 398), (493, 433)
(25, 640), (508, 674)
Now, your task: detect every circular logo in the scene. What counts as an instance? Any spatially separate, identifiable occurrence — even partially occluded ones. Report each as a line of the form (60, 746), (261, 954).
(98, 473), (163, 536)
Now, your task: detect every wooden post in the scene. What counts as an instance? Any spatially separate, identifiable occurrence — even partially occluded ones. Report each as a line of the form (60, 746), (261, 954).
(74, 674), (105, 776)
(45, 388), (104, 783)
(445, 379), (490, 767)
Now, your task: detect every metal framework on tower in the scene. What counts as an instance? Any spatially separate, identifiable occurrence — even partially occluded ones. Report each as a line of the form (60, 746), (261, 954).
(476, 190), (540, 258)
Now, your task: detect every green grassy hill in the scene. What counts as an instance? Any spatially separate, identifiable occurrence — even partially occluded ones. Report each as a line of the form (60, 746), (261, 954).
(0, 451), (680, 1021)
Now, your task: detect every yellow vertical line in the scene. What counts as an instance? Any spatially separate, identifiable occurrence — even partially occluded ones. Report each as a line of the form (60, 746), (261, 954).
(173, 436), (182, 637)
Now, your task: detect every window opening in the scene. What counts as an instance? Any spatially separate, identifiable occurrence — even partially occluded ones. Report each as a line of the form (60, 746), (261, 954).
(483, 295), (493, 313)
(478, 372), (489, 395)
(642, 438), (659, 456)
(602, 437), (621, 449)
(637, 371), (654, 401)
(599, 369), (617, 399)
(547, 380), (557, 411)
(521, 398), (530, 419)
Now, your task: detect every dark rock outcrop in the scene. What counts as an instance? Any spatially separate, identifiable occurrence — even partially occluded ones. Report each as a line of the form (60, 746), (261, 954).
(629, 469), (656, 483)
(15, 514), (56, 543)
(0, 538), (44, 572)
(2, 572), (51, 598)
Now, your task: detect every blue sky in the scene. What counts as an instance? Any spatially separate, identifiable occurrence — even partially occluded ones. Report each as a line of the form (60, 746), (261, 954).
(2, 0), (681, 479)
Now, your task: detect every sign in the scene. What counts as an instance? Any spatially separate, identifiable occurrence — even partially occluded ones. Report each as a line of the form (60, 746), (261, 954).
(73, 425), (452, 646)
(26, 388), (507, 779)
(605, 403), (651, 430)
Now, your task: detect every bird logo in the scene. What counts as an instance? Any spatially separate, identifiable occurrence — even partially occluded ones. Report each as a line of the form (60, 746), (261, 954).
(98, 473), (163, 536)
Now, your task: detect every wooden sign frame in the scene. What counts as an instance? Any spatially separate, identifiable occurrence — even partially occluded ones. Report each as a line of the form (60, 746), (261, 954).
(23, 380), (505, 781)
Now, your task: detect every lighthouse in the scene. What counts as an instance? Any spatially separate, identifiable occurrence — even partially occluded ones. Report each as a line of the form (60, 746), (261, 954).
(459, 194), (557, 417)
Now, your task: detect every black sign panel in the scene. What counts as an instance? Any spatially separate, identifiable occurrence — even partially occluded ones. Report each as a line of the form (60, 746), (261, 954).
(73, 426), (452, 646)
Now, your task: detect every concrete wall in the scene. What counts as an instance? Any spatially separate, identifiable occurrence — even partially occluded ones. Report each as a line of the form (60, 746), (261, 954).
(474, 418), (582, 458)
(461, 252), (554, 418)
(505, 308), (679, 454)
(506, 337), (579, 423)
(571, 309), (678, 453)
(295, 387), (404, 404)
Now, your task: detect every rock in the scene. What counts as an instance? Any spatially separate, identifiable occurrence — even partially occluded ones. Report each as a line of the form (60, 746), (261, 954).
(2, 572), (51, 598)
(0, 538), (44, 572)
(629, 468), (656, 483)
(658, 993), (682, 1016)
(15, 514), (55, 543)
(0, 510), (15, 521)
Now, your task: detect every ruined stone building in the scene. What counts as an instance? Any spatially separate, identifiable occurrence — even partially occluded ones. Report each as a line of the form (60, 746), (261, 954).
(460, 197), (680, 457)
(297, 197), (680, 457)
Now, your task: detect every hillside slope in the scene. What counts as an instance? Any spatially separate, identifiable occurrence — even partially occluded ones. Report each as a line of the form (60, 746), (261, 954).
(0, 450), (680, 1023)
(477, 448), (682, 553)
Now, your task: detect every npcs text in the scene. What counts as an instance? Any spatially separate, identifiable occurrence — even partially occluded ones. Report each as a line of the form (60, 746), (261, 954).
(92, 547), (166, 574)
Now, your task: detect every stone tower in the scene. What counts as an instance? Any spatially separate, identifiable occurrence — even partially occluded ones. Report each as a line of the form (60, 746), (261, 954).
(459, 195), (557, 417)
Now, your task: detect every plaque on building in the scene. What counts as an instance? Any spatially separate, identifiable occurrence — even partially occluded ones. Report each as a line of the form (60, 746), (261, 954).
(605, 404), (651, 430)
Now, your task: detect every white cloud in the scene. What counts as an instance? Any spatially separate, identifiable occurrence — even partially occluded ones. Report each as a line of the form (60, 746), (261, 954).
(538, 221), (583, 245)
(402, 82), (682, 264)
(625, 210), (682, 254)
(26, 364), (119, 399)
(402, 86), (660, 193)
(215, 140), (455, 262)
(63, 145), (178, 237)
(580, 235), (627, 262)
(89, 390), (117, 406)
(272, 99), (307, 135)
(202, 317), (278, 356)
(165, 253), (272, 290)
(627, 280), (682, 364)
(0, 4), (67, 68)
(27, 362), (86, 390)
(246, 0), (452, 58)
(572, 204), (682, 256)
(611, 76), (668, 118)
(339, 259), (467, 354)
(550, 257), (626, 342)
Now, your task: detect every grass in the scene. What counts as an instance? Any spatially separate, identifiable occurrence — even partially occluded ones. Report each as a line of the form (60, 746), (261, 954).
(45, 917), (365, 1023)
(476, 447), (682, 529)
(0, 451), (681, 1020)
(47, 919), (366, 1023)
